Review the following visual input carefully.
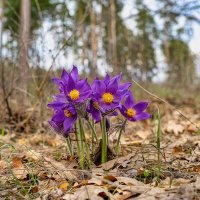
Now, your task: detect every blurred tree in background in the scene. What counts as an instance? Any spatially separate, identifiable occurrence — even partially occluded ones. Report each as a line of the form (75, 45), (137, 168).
(163, 39), (196, 87)
(157, 0), (199, 87)
(4, 0), (57, 38)
(135, 0), (158, 82)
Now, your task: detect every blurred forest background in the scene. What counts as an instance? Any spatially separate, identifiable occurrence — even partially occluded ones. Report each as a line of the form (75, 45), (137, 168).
(0, 0), (200, 123)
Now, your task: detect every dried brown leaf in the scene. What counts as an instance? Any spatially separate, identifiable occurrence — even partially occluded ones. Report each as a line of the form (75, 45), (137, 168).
(136, 130), (151, 140)
(11, 156), (28, 180)
(88, 176), (102, 186)
(101, 159), (116, 171)
(116, 177), (145, 186)
(103, 174), (117, 183)
(26, 150), (42, 161)
(165, 121), (185, 135)
(73, 180), (89, 188)
(0, 160), (7, 172)
(113, 190), (134, 200)
(72, 185), (113, 200)
(62, 193), (74, 199)
(44, 157), (77, 181)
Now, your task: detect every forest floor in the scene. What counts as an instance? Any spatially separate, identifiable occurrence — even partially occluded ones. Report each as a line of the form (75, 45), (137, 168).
(0, 99), (200, 199)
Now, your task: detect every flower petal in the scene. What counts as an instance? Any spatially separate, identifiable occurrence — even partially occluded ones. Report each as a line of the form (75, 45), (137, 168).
(114, 89), (128, 101)
(92, 109), (101, 123)
(53, 93), (66, 103)
(111, 74), (121, 84)
(108, 110), (118, 116)
(100, 101), (119, 112)
(106, 78), (118, 94)
(79, 90), (92, 101)
(52, 110), (65, 122)
(93, 80), (106, 95)
(66, 75), (75, 93)
(48, 120), (63, 133)
(47, 101), (65, 110)
(119, 82), (132, 90)
(63, 116), (77, 132)
(91, 77), (99, 90)
(128, 117), (137, 122)
(124, 92), (135, 108)
(70, 66), (79, 82)
(119, 105), (126, 116)
(133, 101), (149, 112)
(52, 77), (61, 85)
(77, 79), (91, 93)
(134, 112), (150, 120)
(104, 73), (110, 85)
(65, 104), (76, 115)
(61, 69), (69, 84)
(93, 92), (102, 100)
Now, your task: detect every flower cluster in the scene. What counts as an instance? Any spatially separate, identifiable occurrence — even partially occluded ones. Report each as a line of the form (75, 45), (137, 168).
(48, 66), (150, 137)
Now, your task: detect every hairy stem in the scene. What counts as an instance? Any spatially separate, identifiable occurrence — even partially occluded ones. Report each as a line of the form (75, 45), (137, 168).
(115, 119), (127, 156)
(101, 117), (107, 163)
(79, 118), (91, 168)
(88, 120), (98, 142)
(74, 123), (84, 169)
(156, 108), (161, 181)
(66, 137), (74, 156)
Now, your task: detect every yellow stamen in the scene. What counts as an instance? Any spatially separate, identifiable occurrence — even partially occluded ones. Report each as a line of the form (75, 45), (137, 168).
(93, 101), (100, 109)
(126, 108), (136, 117)
(64, 109), (72, 117)
(102, 93), (114, 104)
(69, 89), (80, 100)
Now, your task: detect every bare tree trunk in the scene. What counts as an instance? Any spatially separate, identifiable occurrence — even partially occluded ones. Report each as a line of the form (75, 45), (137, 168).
(90, 1), (97, 76)
(79, 5), (87, 72)
(18, 0), (30, 93)
(0, 0), (12, 117)
(110, 0), (118, 72)
(0, 0), (5, 20)
(81, 22), (86, 67)
(164, 21), (172, 85)
(164, 22), (170, 67)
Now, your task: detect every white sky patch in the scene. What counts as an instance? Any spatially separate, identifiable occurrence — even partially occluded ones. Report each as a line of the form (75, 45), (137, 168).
(189, 24), (200, 54)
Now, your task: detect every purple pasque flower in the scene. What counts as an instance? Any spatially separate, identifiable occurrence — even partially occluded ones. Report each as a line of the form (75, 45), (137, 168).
(63, 66), (92, 103)
(51, 104), (77, 132)
(52, 66), (92, 103)
(91, 74), (131, 113)
(119, 91), (150, 121)
(87, 98), (101, 122)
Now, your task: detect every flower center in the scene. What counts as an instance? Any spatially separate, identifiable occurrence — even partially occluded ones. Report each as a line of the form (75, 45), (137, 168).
(126, 108), (136, 117)
(64, 109), (73, 117)
(102, 93), (114, 104)
(69, 89), (80, 100)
